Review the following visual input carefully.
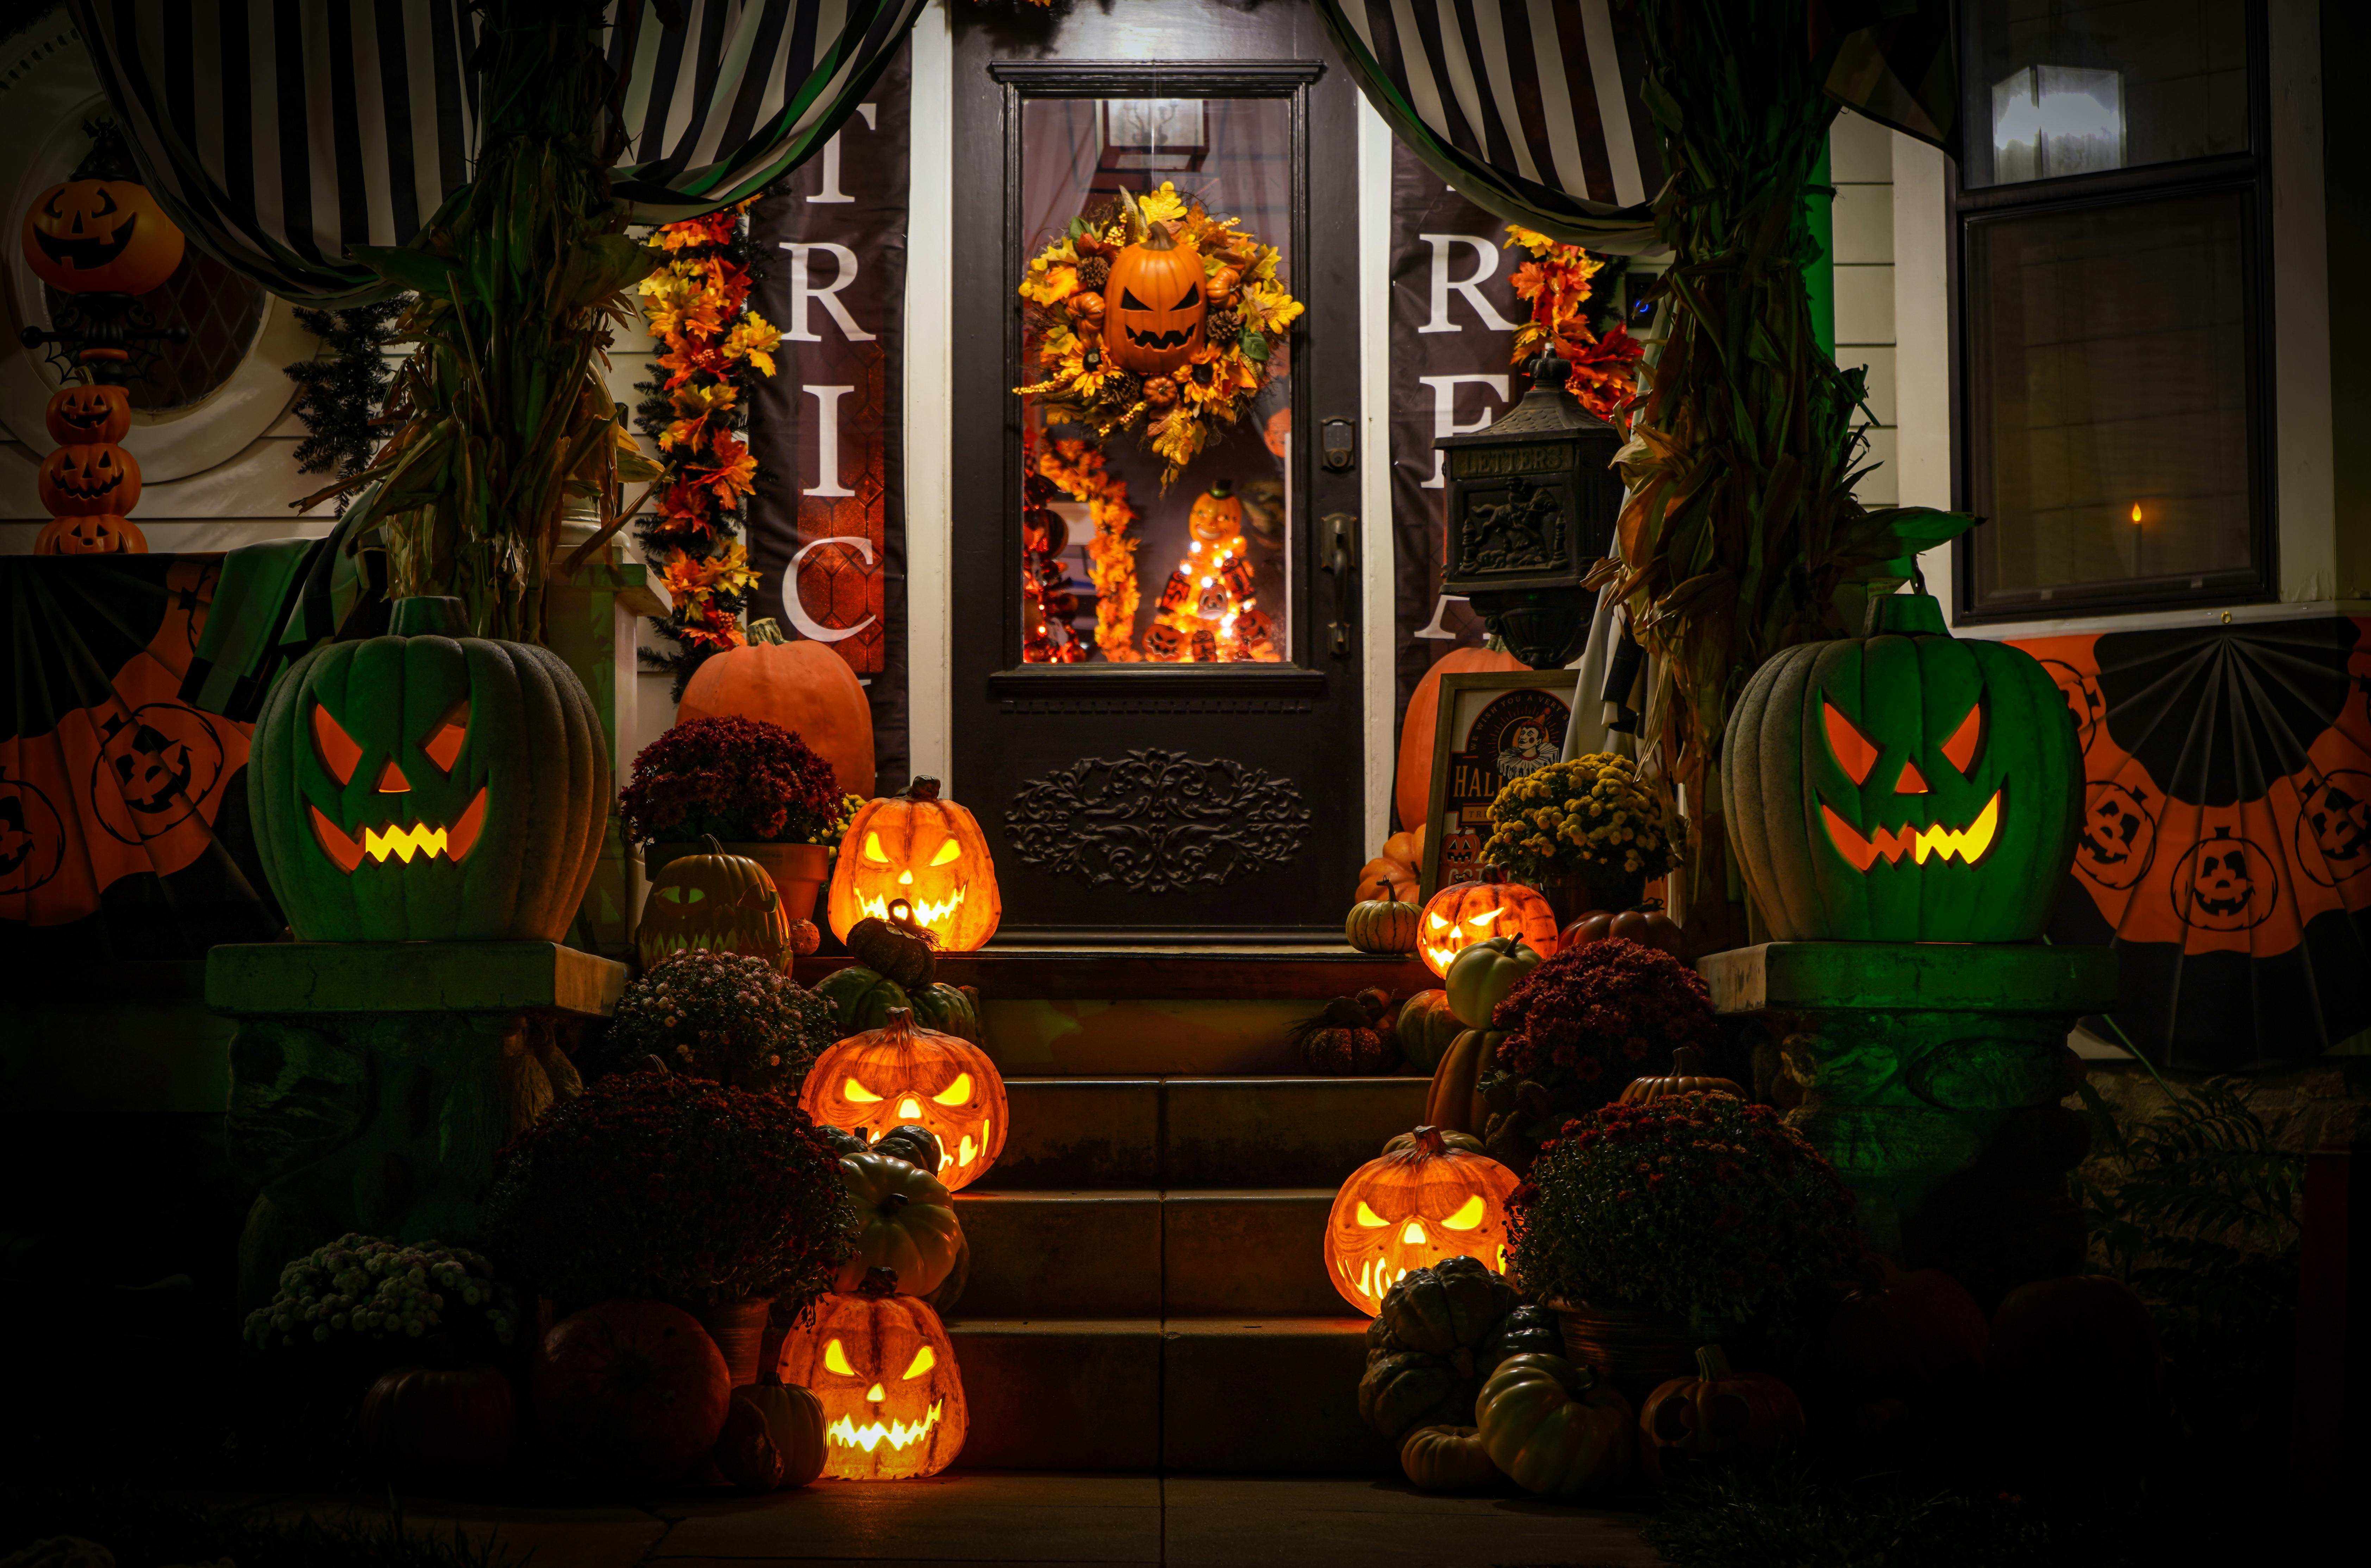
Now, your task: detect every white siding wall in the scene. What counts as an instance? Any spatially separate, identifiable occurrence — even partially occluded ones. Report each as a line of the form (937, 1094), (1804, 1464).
(1832, 109), (1898, 508)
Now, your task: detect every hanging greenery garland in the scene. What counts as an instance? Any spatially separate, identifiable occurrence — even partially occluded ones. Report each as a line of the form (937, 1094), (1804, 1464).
(285, 297), (405, 513)
(632, 200), (784, 694)
(1016, 182), (1303, 487)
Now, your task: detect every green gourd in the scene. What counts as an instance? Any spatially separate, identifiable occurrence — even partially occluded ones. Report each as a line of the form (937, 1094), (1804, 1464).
(1723, 593), (2081, 941)
(249, 596), (609, 941)
(906, 980), (982, 1043)
(815, 965), (911, 1034)
(1393, 990), (1464, 1073)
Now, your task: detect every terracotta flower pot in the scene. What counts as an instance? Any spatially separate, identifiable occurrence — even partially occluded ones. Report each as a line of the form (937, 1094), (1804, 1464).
(649, 840), (829, 925)
(1545, 866), (1648, 927)
(1547, 1299), (1701, 1409)
(690, 1296), (774, 1386)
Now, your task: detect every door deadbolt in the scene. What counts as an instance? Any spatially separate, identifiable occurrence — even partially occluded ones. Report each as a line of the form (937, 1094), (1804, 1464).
(1321, 417), (1355, 471)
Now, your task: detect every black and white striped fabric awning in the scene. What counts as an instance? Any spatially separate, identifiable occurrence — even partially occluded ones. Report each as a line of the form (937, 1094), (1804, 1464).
(1314, 0), (1668, 253)
(70, 0), (925, 302)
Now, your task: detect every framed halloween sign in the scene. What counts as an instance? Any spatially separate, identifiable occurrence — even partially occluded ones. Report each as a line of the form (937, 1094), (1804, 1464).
(1419, 670), (1578, 899)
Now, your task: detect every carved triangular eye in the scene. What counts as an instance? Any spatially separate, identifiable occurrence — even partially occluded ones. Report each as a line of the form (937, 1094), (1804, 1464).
(1940, 703), (1983, 774)
(1177, 281), (1201, 309)
(423, 699), (468, 773)
(1822, 701), (1879, 785)
(1121, 288), (1149, 309)
(312, 703), (363, 785)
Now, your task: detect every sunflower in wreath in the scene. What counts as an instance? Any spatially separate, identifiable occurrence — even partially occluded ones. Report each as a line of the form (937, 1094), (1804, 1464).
(1018, 182), (1304, 486)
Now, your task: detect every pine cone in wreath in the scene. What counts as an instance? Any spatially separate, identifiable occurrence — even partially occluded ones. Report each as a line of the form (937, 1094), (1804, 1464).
(1100, 371), (1144, 409)
(1205, 306), (1240, 348)
(1078, 254), (1111, 292)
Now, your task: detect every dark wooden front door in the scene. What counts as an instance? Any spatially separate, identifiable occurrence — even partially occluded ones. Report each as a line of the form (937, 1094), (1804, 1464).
(950, 1), (1366, 943)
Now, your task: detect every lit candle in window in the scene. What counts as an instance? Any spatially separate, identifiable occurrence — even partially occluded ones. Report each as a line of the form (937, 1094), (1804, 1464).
(2130, 503), (2143, 525)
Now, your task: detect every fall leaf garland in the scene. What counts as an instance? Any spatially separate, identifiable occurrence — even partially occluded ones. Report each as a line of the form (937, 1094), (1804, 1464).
(632, 201), (785, 690)
(1503, 226), (1645, 422)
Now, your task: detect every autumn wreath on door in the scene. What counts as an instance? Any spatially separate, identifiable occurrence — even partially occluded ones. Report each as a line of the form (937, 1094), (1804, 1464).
(1015, 183), (1303, 665)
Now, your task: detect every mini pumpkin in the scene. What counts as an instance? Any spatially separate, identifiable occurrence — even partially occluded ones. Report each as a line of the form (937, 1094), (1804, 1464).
(846, 898), (939, 988)
(1327, 1126), (1520, 1316)
(1615, 1045), (1744, 1105)
(45, 382), (131, 445)
(1419, 866), (1558, 978)
(1400, 1424), (1499, 1492)
(799, 1008), (1007, 1190)
(1346, 879), (1420, 954)
(715, 1382), (829, 1492)
(637, 834), (794, 972)
(1102, 205), (1206, 376)
(1476, 1353), (1637, 1498)
(774, 1267), (969, 1479)
(1638, 1344), (1805, 1485)
(1394, 989), (1464, 1074)
(37, 442), (140, 516)
(835, 1150), (965, 1299)
(827, 777), (1001, 951)
(1293, 990), (1394, 1076)
(21, 177), (185, 295)
(33, 513), (145, 555)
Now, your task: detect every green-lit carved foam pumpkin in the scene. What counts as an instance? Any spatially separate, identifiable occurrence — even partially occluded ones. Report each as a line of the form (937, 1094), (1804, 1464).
(1723, 593), (2080, 941)
(250, 597), (610, 941)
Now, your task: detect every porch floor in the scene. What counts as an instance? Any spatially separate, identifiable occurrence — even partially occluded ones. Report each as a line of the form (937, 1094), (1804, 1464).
(219, 1472), (1660, 1567)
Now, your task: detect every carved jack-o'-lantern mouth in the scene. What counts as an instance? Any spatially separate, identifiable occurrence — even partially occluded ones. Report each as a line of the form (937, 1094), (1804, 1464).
(817, 1337), (946, 1454)
(32, 188), (138, 271)
(1339, 1194), (1494, 1309)
(1816, 697), (2000, 870)
(305, 697), (482, 870)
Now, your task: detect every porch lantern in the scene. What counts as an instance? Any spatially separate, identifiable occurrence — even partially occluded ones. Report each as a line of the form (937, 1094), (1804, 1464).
(1434, 349), (1624, 670)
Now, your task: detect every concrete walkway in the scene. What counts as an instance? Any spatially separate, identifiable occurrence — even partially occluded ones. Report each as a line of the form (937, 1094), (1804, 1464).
(252, 1473), (1662, 1567)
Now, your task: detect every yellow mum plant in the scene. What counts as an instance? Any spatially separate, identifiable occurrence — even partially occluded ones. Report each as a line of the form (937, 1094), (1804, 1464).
(1483, 754), (1675, 884)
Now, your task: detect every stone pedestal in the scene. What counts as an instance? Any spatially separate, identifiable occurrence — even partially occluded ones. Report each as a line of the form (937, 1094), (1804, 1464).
(207, 941), (626, 1304)
(1699, 942), (2116, 1302)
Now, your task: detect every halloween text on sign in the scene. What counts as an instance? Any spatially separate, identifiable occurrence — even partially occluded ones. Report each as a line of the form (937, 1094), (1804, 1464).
(747, 44), (911, 787)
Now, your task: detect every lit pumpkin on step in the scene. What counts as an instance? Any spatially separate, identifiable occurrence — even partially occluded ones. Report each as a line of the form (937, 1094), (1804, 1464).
(1326, 1126), (1520, 1316)
(21, 177), (185, 295)
(1418, 866), (1558, 978)
(827, 777), (1001, 951)
(1102, 208), (1206, 376)
(248, 595), (611, 941)
(636, 834), (794, 972)
(46, 382), (131, 445)
(774, 1267), (969, 1479)
(799, 1008), (1007, 1190)
(33, 513), (145, 555)
(38, 442), (140, 516)
(1723, 592), (2081, 941)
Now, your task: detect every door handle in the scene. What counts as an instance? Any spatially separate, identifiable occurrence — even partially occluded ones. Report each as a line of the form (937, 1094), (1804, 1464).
(1321, 512), (1357, 658)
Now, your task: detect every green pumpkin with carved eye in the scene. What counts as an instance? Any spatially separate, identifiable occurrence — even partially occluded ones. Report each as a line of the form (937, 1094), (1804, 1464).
(249, 597), (609, 941)
(1723, 594), (2081, 941)
(636, 837), (793, 972)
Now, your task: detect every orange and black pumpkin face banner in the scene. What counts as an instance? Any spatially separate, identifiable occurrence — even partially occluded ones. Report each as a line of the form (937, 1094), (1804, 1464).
(745, 44), (909, 789)
(0, 556), (279, 957)
(2012, 616), (2371, 1069)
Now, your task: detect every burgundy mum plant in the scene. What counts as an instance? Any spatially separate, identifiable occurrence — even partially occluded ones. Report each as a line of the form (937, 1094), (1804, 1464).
(619, 715), (840, 846)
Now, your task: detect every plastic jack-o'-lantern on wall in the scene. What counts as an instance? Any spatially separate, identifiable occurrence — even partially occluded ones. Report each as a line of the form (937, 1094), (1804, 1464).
(637, 835), (795, 972)
(1417, 865), (1560, 978)
(826, 777), (1001, 951)
(1325, 1127), (1520, 1316)
(34, 513), (146, 555)
(248, 596), (612, 942)
(46, 383), (131, 445)
(38, 441), (140, 516)
(774, 1268), (969, 1479)
(800, 1009), (1007, 1191)
(21, 177), (185, 296)
(32, 387), (148, 557)
(1723, 592), (2081, 942)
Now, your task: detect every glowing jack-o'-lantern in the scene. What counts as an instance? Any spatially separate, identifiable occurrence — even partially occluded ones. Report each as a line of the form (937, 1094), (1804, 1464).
(1417, 865), (1559, 978)
(799, 1009), (1007, 1191)
(637, 834), (795, 972)
(1723, 592), (2081, 942)
(774, 1267), (969, 1479)
(38, 443), (140, 516)
(248, 596), (611, 942)
(826, 777), (1001, 950)
(1102, 211), (1206, 376)
(21, 177), (185, 295)
(1188, 479), (1244, 544)
(46, 383), (131, 445)
(1326, 1127), (1520, 1316)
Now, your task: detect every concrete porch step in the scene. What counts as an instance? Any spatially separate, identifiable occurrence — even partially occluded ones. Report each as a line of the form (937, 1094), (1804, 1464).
(981, 1075), (1430, 1191)
(946, 1317), (1393, 1475)
(952, 1188), (1344, 1318)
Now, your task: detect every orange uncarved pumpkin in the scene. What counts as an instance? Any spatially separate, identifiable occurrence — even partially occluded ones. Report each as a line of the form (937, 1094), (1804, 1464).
(1396, 646), (1529, 832)
(826, 777), (1001, 950)
(38, 442), (141, 516)
(534, 1300), (732, 1485)
(677, 626), (875, 799)
(46, 383), (131, 445)
(21, 177), (185, 295)
(1103, 218), (1206, 376)
(774, 1268), (970, 1479)
(799, 1008), (1008, 1191)
(1417, 865), (1559, 978)
(1325, 1125), (1520, 1316)
(34, 513), (145, 555)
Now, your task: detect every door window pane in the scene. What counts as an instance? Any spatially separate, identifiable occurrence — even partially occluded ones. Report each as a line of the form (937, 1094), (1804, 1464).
(1018, 96), (1295, 664)
(1964, 190), (2259, 614)
(1963, 0), (2248, 189)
